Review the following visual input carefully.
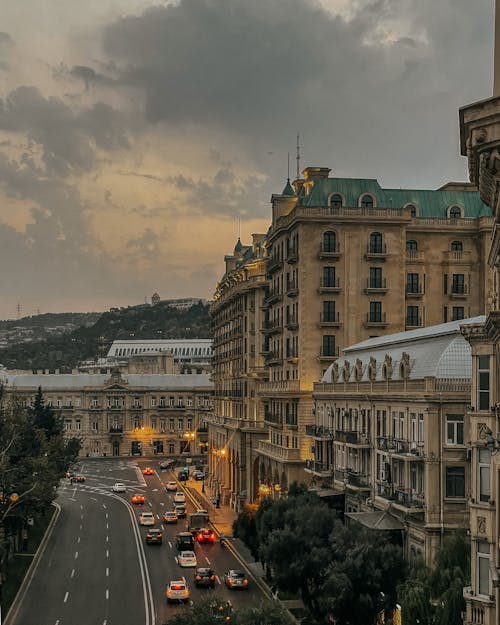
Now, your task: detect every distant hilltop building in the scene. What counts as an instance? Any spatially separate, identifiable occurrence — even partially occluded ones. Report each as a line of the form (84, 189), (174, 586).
(151, 293), (161, 305)
(107, 339), (212, 363)
(161, 297), (208, 310)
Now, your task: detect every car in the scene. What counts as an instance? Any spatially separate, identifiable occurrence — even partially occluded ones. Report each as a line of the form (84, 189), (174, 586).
(194, 567), (216, 588)
(166, 481), (177, 492)
(76, 474), (85, 483)
(195, 509), (208, 515)
(159, 461), (170, 470)
(224, 570), (249, 589)
(175, 504), (186, 519)
(178, 550), (197, 568)
(175, 532), (195, 551)
(178, 471), (188, 481)
(197, 528), (216, 544)
(142, 467), (154, 476)
(166, 579), (190, 603)
(112, 482), (126, 493)
(163, 511), (178, 524)
(139, 511), (155, 526)
(193, 471), (205, 481)
(146, 529), (163, 545)
(173, 492), (186, 504)
(131, 494), (145, 505)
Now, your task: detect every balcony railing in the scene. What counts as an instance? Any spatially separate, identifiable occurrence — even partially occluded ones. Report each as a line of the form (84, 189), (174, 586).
(305, 459), (333, 476)
(346, 470), (370, 488)
(320, 312), (341, 326)
(319, 244), (342, 259)
(365, 312), (387, 326)
(335, 430), (370, 445)
(286, 314), (298, 329)
(319, 278), (341, 293)
(376, 436), (424, 456)
(109, 426), (123, 434)
(334, 468), (347, 482)
(365, 244), (387, 259)
(258, 380), (301, 394)
(376, 482), (425, 507)
(319, 346), (340, 359)
(365, 278), (387, 293)
(305, 424), (334, 438)
(257, 440), (302, 462)
(286, 249), (299, 264)
(267, 257), (283, 274)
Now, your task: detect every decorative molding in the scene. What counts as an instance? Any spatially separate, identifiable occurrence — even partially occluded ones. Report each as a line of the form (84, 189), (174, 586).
(477, 515), (487, 535)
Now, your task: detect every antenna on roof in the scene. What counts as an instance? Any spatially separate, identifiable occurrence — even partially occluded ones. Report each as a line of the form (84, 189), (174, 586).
(238, 217), (241, 240)
(287, 152), (290, 180)
(296, 133), (301, 180)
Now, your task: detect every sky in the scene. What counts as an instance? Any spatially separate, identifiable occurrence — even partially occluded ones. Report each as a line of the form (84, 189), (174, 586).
(0, 0), (495, 320)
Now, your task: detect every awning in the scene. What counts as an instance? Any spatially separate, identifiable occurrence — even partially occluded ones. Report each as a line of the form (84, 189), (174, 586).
(345, 510), (404, 531)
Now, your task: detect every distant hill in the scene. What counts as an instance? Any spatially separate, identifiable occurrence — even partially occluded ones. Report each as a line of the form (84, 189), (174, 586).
(0, 312), (100, 329)
(0, 301), (212, 372)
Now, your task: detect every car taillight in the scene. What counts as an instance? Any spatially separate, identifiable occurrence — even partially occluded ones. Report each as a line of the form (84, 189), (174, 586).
(227, 580), (232, 586)
(195, 575), (201, 580)
(243, 579), (248, 585)
(210, 575), (215, 580)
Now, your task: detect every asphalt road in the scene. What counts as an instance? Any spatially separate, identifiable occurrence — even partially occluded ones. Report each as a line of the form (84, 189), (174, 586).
(6, 458), (267, 625)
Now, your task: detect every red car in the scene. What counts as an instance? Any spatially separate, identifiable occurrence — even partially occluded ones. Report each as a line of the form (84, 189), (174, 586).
(197, 528), (216, 544)
(142, 467), (154, 476)
(131, 494), (145, 505)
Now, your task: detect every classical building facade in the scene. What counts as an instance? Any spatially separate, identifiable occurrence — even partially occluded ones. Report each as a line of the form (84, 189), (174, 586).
(0, 368), (213, 459)
(310, 317), (479, 566)
(208, 235), (269, 508)
(459, 3), (500, 620)
(210, 171), (494, 507)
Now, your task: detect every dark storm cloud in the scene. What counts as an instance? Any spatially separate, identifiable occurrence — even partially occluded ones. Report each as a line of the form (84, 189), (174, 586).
(0, 86), (130, 176)
(98, 0), (493, 187)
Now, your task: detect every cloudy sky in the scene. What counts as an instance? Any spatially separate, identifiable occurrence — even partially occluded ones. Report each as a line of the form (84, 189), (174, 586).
(0, 0), (495, 319)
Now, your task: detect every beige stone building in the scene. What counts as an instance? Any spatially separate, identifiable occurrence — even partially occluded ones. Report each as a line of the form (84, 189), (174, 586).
(458, 2), (500, 620)
(311, 317), (479, 566)
(210, 170), (493, 509)
(0, 367), (213, 459)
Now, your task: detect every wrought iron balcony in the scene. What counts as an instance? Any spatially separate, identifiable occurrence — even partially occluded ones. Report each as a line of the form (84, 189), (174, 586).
(305, 459), (333, 477)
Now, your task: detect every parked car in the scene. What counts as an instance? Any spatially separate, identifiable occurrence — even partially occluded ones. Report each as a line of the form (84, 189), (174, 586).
(178, 550), (197, 568)
(224, 570), (249, 589)
(146, 529), (163, 545)
(175, 532), (194, 551)
(166, 579), (190, 603)
(139, 511), (155, 526)
(112, 482), (126, 493)
(194, 567), (216, 588)
(163, 511), (178, 524)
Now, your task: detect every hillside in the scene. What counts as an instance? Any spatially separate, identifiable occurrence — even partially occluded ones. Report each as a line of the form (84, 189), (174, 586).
(0, 301), (212, 372)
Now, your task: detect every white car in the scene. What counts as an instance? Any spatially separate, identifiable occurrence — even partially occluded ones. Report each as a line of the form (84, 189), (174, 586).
(112, 482), (126, 493)
(139, 511), (155, 526)
(166, 578), (190, 603)
(178, 550), (197, 567)
(166, 481), (177, 492)
(173, 491), (186, 504)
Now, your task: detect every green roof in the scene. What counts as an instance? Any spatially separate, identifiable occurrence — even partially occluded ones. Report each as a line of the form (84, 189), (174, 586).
(281, 179), (295, 196)
(300, 177), (491, 218)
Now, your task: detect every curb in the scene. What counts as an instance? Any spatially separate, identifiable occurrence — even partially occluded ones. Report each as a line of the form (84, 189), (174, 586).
(3, 501), (61, 625)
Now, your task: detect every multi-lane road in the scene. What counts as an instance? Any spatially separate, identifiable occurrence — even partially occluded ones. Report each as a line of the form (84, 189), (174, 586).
(6, 458), (266, 625)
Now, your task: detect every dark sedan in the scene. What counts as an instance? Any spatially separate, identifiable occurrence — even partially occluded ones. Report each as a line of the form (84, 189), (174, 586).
(194, 567), (216, 588)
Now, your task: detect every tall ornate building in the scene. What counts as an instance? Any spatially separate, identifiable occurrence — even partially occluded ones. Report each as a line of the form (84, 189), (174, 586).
(459, 2), (500, 621)
(210, 171), (493, 509)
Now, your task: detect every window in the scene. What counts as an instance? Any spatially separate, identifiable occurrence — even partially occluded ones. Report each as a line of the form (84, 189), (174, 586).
(169, 418), (175, 431)
(478, 355), (490, 411)
(360, 194), (374, 208)
(322, 335), (336, 357)
(322, 301), (336, 322)
(369, 301), (382, 323)
(92, 421), (98, 432)
(451, 274), (465, 294)
(64, 420), (71, 431)
(133, 417), (141, 429)
(151, 397), (157, 407)
(407, 204), (417, 217)
(406, 240), (418, 252)
(323, 231), (337, 252)
(91, 398), (99, 408)
(369, 232), (383, 254)
(445, 466), (465, 498)
(451, 240), (463, 252)
(369, 267), (383, 289)
(477, 541), (490, 597)
(406, 306), (420, 327)
(446, 415), (464, 445)
(323, 266), (337, 287)
(478, 448), (491, 503)
(75, 419), (81, 431)
(187, 418), (192, 430)
(449, 205), (462, 219)
(169, 443), (175, 454)
(178, 418), (183, 430)
(452, 306), (464, 321)
(406, 273), (420, 294)
(330, 193), (343, 208)
(151, 418), (157, 430)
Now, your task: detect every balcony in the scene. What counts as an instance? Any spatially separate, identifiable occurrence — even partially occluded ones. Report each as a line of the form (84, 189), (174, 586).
(319, 245), (342, 260)
(377, 436), (425, 457)
(335, 430), (370, 445)
(108, 405), (125, 411)
(305, 459), (333, 477)
(109, 426), (123, 435)
(257, 440), (302, 463)
(346, 470), (370, 489)
(286, 249), (299, 264)
(364, 312), (387, 328)
(258, 380), (301, 395)
(334, 468), (347, 482)
(267, 257), (283, 275)
(450, 284), (468, 300)
(319, 312), (341, 327)
(393, 487), (425, 509)
(406, 250), (424, 262)
(305, 424), (334, 439)
(264, 351), (283, 365)
(286, 280), (299, 297)
(376, 481), (392, 498)
(131, 404), (143, 410)
(365, 244), (388, 261)
(319, 346), (340, 360)
(405, 317), (423, 329)
(262, 319), (282, 335)
(318, 278), (341, 294)
(406, 287), (424, 299)
(264, 410), (283, 425)
(285, 314), (298, 330)
(266, 289), (283, 305)
(364, 278), (388, 295)
(443, 250), (471, 263)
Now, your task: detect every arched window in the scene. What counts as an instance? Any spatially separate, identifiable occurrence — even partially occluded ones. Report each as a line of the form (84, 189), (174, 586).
(369, 232), (383, 254)
(451, 240), (463, 252)
(407, 204), (417, 218)
(449, 205), (462, 219)
(360, 194), (374, 208)
(323, 231), (337, 253)
(329, 193), (343, 208)
(406, 240), (418, 252)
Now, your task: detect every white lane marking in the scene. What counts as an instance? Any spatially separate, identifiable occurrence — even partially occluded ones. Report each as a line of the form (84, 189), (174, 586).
(168, 541), (172, 548)
(80, 514), (84, 520)
(161, 524), (165, 531)
(64, 591), (69, 603)
(106, 550), (109, 558)
(105, 513), (109, 519)
(148, 502), (153, 508)
(216, 575), (221, 585)
(106, 588), (109, 600)
(55, 620), (60, 625)
(90, 497), (98, 501)
(103, 621), (107, 625)
(79, 525), (82, 531)
(106, 523), (109, 530)
(106, 535), (109, 542)
(77, 537), (81, 543)
(80, 505), (83, 510)
(174, 556), (178, 564)
(103, 504), (107, 509)
(205, 557), (211, 564)
(106, 567), (109, 577)
(74, 552), (78, 559)
(70, 569), (75, 578)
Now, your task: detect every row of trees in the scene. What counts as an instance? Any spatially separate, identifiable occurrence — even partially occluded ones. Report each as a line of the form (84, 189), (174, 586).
(233, 484), (469, 625)
(0, 387), (81, 576)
